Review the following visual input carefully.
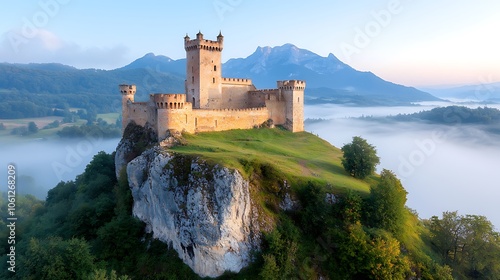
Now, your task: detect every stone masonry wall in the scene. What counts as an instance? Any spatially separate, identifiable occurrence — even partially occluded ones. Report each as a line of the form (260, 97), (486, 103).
(192, 107), (269, 133)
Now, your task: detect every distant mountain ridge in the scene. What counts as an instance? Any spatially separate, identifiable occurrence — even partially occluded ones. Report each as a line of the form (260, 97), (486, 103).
(0, 44), (440, 109)
(120, 44), (439, 105)
(119, 53), (186, 76)
(422, 82), (500, 102)
(222, 44), (439, 104)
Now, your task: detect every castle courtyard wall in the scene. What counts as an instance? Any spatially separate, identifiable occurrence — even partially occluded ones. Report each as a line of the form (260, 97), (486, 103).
(126, 103), (150, 127)
(220, 81), (256, 109)
(192, 107), (269, 133)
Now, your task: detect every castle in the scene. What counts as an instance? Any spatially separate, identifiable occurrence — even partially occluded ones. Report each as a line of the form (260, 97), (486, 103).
(120, 32), (305, 141)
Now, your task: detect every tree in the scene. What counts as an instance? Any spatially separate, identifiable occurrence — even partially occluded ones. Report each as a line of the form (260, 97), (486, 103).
(366, 169), (408, 238)
(28, 121), (38, 134)
(20, 237), (95, 280)
(341, 136), (380, 179)
(427, 212), (500, 279)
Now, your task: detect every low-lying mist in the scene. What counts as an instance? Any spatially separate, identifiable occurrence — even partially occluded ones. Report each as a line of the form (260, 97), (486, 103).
(305, 103), (500, 229)
(0, 137), (120, 199)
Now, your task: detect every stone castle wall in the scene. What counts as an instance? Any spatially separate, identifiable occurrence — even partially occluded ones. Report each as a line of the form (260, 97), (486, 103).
(220, 82), (257, 109)
(126, 102), (150, 127)
(192, 107), (269, 133)
(121, 33), (305, 141)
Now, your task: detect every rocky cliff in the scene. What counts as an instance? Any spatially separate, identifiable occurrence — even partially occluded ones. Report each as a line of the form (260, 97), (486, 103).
(115, 129), (261, 277)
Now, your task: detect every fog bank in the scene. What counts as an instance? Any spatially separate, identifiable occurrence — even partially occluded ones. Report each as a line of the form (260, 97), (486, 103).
(305, 103), (500, 229)
(0, 138), (120, 199)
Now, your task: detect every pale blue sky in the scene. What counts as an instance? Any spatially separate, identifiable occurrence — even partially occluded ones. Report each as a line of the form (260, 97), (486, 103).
(1, 0), (499, 87)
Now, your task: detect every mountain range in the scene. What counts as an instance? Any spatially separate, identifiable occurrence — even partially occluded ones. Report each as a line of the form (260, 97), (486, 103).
(0, 44), (442, 111)
(422, 82), (500, 102)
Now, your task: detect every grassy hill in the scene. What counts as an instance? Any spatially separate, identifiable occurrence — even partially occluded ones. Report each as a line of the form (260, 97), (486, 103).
(171, 128), (373, 194)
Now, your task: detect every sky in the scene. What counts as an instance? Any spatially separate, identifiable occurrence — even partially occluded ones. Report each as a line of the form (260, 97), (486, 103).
(0, 0), (499, 87)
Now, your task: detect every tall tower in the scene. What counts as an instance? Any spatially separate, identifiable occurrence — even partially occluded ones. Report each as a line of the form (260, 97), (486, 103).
(184, 31), (223, 109)
(279, 80), (306, 132)
(119, 84), (136, 129)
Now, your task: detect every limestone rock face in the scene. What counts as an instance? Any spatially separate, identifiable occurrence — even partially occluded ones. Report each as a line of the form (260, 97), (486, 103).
(124, 147), (260, 278)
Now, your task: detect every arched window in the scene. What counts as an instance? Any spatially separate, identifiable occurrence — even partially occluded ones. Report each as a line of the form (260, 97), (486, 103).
(213, 77), (215, 83)
(192, 97), (195, 106)
(214, 65), (217, 71)
(192, 76), (194, 83)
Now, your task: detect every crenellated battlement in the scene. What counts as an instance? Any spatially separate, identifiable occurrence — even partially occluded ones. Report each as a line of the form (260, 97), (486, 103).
(277, 80), (306, 91)
(199, 106), (266, 112)
(119, 84), (136, 95)
(184, 31), (223, 52)
(221, 77), (252, 85)
(249, 89), (279, 93)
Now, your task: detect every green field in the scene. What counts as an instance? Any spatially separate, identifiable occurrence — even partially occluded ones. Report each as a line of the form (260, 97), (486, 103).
(171, 128), (373, 194)
(98, 113), (120, 124)
(0, 113), (121, 143)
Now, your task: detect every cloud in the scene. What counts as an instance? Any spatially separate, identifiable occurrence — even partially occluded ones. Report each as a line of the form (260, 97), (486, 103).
(0, 29), (130, 69)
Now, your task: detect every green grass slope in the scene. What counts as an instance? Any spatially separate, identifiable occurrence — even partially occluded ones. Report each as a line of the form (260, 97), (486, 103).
(170, 127), (372, 194)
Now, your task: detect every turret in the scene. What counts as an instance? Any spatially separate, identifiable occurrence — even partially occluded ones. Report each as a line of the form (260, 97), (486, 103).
(119, 84), (136, 129)
(217, 31), (223, 43)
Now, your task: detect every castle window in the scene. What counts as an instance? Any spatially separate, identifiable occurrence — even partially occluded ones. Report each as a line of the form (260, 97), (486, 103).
(213, 77), (215, 84)
(214, 65), (217, 71)
(192, 76), (194, 83)
(215, 120), (218, 127)
(297, 97), (300, 103)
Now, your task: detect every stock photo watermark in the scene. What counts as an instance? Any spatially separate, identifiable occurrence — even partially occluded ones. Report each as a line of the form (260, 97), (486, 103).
(339, 0), (406, 62)
(397, 106), (473, 178)
(8, 0), (71, 53)
(51, 134), (103, 181)
(6, 164), (17, 273)
(398, 74), (498, 178)
(473, 75), (499, 101)
(213, 0), (243, 21)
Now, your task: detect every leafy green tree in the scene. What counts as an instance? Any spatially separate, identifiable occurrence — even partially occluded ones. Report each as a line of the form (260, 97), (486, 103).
(28, 121), (38, 134)
(43, 120), (60, 129)
(299, 182), (328, 236)
(260, 254), (280, 280)
(341, 136), (380, 179)
(86, 269), (131, 280)
(332, 190), (363, 225)
(20, 237), (94, 280)
(10, 126), (28, 135)
(260, 219), (299, 279)
(427, 212), (500, 279)
(331, 223), (412, 279)
(366, 169), (408, 238)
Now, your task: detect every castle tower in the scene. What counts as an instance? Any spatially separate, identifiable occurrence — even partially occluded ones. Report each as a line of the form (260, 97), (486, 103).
(119, 84), (136, 129)
(279, 80), (305, 132)
(184, 31), (223, 109)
